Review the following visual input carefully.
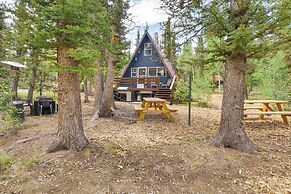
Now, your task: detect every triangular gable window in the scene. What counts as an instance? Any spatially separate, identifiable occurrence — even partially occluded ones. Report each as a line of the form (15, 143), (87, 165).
(144, 43), (152, 56)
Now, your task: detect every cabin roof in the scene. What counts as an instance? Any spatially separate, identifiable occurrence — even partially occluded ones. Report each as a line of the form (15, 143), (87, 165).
(122, 31), (177, 78)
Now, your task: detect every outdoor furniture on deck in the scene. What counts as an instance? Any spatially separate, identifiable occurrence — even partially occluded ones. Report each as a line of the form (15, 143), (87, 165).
(244, 100), (290, 124)
(135, 97), (178, 121)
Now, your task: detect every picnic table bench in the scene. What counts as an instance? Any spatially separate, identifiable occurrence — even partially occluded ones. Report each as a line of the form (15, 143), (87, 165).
(244, 100), (290, 125)
(135, 97), (178, 121)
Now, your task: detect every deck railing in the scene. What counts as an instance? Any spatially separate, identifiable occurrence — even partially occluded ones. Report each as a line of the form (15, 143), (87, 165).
(114, 77), (160, 91)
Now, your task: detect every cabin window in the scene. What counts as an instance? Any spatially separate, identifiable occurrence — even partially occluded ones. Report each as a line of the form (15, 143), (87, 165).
(138, 67), (147, 77)
(144, 43), (152, 56)
(157, 67), (166, 76)
(148, 67), (166, 77)
(148, 67), (157, 77)
(131, 68), (137, 77)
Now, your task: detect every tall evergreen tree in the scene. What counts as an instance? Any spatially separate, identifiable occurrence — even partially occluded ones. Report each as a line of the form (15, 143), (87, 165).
(28, 0), (114, 152)
(162, 18), (177, 63)
(162, 0), (290, 153)
(135, 28), (140, 46)
(91, 0), (129, 120)
(0, 4), (6, 60)
(153, 32), (159, 45)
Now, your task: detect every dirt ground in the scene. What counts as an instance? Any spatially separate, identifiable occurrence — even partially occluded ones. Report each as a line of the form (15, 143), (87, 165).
(0, 94), (290, 194)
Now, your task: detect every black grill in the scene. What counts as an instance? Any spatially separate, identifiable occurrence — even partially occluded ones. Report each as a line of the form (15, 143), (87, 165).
(34, 96), (56, 116)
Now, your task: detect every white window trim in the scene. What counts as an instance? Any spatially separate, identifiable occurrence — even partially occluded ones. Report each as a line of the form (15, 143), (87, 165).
(144, 43), (152, 56)
(147, 67), (167, 77)
(131, 68), (137, 77)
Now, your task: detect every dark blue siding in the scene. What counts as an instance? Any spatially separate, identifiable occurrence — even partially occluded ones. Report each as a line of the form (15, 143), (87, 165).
(123, 34), (170, 84)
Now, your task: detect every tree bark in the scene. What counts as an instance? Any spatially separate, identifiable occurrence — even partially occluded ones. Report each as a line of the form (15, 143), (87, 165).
(27, 51), (39, 102)
(211, 55), (256, 153)
(47, 45), (89, 153)
(98, 51), (115, 117)
(244, 84), (248, 100)
(11, 72), (19, 100)
(90, 61), (104, 122)
(88, 79), (93, 95)
(39, 73), (45, 96)
(83, 78), (89, 103)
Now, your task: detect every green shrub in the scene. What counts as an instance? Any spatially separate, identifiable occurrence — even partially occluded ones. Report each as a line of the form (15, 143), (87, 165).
(0, 67), (20, 126)
(0, 153), (14, 171)
(250, 51), (290, 101)
(174, 78), (189, 103)
(192, 75), (212, 107)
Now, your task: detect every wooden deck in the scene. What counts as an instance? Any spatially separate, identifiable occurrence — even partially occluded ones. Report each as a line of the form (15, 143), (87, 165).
(114, 77), (161, 91)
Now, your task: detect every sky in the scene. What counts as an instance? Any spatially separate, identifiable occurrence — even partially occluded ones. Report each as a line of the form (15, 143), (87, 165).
(0, 0), (167, 53)
(127, 0), (168, 52)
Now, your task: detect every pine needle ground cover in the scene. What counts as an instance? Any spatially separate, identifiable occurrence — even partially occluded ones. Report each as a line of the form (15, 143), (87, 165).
(0, 95), (290, 193)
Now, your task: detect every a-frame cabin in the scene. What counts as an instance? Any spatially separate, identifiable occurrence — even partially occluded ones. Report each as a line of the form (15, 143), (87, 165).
(114, 31), (177, 102)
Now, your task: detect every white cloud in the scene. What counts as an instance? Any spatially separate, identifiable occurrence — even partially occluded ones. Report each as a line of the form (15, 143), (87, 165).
(129, 0), (167, 26)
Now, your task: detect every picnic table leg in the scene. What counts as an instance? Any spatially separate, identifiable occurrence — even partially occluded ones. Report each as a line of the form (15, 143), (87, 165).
(141, 101), (146, 108)
(165, 112), (173, 121)
(276, 103), (288, 125)
(160, 102), (173, 121)
(139, 112), (145, 121)
(260, 103), (273, 119)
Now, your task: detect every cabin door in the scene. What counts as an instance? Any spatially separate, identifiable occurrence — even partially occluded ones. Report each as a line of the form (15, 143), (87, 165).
(137, 67), (147, 88)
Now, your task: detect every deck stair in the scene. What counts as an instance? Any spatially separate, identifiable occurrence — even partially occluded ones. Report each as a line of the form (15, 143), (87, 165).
(155, 88), (172, 102)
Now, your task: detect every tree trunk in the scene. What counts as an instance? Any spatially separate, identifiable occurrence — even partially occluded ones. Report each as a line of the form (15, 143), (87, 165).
(244, 84), (248, 100)
(90, 62), (104, 121)
(27, 51), (39, 102)
(27, 67), (37, 101)
(39, 73), (44, 96)
(88, 79), (93, 95)
(211, 55), (256, 153)
(98, 51), (115, 117)
(47, 45), (89, 153)
(83, 79), (89, 103)
(11, 72), (19, 100)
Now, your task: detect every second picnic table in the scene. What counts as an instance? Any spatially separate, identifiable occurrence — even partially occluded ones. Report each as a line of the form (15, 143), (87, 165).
(244, 100), (290, 124)
(135, 97), (177, 121)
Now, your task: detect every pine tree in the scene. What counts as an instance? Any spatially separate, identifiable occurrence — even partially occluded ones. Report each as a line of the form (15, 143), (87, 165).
(162, 0), (290, 153)
(162, 18), (177, 64)
(29, 0), (113, 152)
(135, 28), (140, 46)
(153, 32), (159, 45)
(0, 4), (6, 60)
(91, 0), (129, 120)
(145, 22), (149, 31)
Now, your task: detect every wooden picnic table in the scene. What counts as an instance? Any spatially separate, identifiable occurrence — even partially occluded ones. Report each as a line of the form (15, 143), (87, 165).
(135, 97), (177, 121)
(244, 100), (290, 124)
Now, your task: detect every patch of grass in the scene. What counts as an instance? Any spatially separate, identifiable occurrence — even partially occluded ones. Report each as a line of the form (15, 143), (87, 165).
(18, 90), (57, 101)
(104, 143), (123, 156)
(195, 101), (210, 108)
(224, 155), (232, 161)
(183, 138), (196, 145)
(0, 153), (14, 171)
(19, 149), (41, 168)
(0, 175), (7, 181)
(83, 148), (92, 158)
(240, 152), (253, 158)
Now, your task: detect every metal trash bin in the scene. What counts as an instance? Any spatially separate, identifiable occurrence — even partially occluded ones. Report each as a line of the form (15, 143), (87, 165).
(33, 96), (56, 116)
